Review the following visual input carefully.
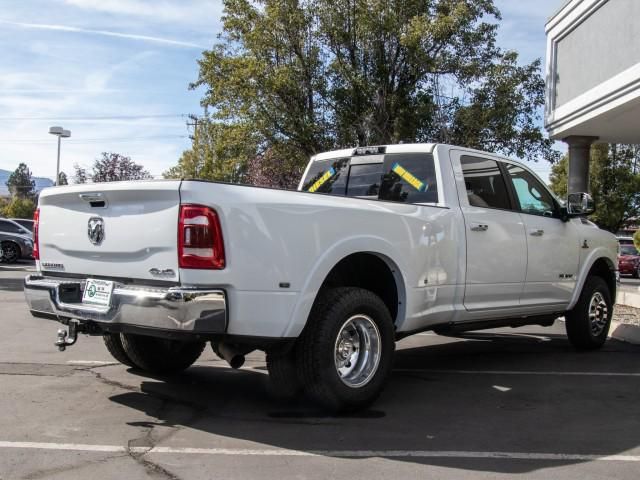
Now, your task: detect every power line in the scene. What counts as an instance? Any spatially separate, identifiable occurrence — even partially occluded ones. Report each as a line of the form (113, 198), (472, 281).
(0, 114), (188, 121)
(0, 134), (189, 145)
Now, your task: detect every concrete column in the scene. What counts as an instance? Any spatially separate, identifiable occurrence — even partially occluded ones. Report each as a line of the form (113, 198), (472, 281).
(563, 136), (598, 194)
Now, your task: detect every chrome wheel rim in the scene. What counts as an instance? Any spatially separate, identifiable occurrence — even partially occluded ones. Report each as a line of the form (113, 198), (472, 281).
(589, 291), (609, 337)
(334, 314), (381, 388)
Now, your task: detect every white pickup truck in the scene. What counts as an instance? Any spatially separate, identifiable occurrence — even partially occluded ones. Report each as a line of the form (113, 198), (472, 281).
(24, 143), (618, 411)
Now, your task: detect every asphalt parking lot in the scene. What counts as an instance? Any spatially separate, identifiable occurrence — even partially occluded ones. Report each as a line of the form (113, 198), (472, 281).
(0, 264), (639, 479)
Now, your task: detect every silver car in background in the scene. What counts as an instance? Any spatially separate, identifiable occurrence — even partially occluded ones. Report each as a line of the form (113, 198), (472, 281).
(0, 218), (34, 263)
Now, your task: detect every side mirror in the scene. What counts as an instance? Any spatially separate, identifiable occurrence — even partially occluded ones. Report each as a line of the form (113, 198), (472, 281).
(566, 192), (596, 216)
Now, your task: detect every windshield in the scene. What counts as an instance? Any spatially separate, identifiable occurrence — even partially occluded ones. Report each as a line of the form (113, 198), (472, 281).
(620, 245), (639, 256)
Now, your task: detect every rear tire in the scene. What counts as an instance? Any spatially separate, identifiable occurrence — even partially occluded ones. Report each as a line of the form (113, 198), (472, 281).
(120, 334), (206, 373)
(565, 276), (613, 350)
(102, 333), (135, 367)
(296, 287), (395, 412)
(266, 348), (303, 400)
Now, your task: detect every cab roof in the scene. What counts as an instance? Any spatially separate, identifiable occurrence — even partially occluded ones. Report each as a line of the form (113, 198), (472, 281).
(311, 143), (436, 162)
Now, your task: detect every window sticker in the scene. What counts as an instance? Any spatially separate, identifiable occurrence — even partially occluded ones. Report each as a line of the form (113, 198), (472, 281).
(391, 163), (427, 192)
(307, 167), (336, 192)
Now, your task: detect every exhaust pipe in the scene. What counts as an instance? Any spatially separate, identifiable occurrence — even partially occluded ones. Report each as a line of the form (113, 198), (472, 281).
(215, 342), (246, 369)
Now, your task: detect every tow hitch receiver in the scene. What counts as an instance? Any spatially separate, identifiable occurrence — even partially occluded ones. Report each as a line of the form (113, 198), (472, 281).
(55, 319), (84, 352)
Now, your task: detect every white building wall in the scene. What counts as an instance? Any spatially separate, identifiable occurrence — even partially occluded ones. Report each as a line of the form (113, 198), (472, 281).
(546, 0), (640, 143)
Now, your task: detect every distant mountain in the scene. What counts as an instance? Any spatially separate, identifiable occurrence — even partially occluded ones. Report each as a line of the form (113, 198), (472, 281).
(0, 169), (54, 196)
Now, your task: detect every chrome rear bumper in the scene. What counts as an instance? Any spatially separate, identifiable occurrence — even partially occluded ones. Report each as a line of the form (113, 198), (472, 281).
(24, 274), (227, 334)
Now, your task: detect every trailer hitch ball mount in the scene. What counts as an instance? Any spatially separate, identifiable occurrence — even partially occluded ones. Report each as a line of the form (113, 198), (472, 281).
(55, 319), (85, 352)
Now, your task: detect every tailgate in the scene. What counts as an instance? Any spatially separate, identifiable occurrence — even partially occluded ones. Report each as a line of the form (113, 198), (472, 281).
(37, 181), (181, 282)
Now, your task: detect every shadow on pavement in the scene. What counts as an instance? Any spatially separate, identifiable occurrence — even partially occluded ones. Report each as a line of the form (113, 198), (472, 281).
(109, 332), (640, 474)
(0, 277), (26, 292)
(0, 260), (33, 291)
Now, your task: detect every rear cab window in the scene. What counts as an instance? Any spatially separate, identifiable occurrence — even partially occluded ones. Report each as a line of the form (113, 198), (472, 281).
(301, 151), (439, 205)
(300, 158), (349, 195)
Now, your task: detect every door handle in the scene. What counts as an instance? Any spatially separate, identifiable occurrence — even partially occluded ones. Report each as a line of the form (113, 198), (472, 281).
(79, 193), (104, 202)
(470, 223), (489, 232)
(529, 229), (544, 236)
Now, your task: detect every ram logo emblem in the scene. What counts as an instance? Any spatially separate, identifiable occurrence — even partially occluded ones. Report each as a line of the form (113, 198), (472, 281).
(87, 217), (105, 245)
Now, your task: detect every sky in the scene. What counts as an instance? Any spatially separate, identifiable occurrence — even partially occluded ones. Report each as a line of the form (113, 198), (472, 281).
(0, 0), (564, 182)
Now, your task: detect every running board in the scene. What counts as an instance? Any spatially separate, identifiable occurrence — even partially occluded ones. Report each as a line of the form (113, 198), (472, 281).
(432, 314), (561, 335)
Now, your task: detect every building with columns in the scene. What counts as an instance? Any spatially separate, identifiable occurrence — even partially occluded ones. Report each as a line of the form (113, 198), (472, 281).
(545, 0), (640, 193)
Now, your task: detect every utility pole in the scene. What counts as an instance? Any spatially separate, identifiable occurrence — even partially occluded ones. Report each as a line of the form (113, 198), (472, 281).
(186, 115), (202, 176)
(187, 116), (199, 141)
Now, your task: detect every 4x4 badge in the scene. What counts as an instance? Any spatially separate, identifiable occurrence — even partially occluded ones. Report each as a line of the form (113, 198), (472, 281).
(87, 217), (105, 245)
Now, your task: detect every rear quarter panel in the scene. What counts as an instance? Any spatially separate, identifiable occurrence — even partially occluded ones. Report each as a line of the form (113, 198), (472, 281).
(179, 182), (462, 337)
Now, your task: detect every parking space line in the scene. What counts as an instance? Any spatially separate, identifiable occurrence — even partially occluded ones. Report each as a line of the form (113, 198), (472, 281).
(0, 442), (125, 453)
(66, 361), (116, 365)
(394, 369), (640, 377)
(0, 441), (639, 461)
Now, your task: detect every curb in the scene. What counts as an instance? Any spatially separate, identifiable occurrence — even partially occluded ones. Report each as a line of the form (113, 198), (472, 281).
(616, 289), (640, 309)
(612, 288), (640, 344)
(609, 320), (640, 345)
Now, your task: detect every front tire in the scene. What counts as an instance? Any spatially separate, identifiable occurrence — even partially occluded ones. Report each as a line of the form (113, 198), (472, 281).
(297, 287), (395, 412)
(120, 334), (205, 373)
(565, 276), (613, 350)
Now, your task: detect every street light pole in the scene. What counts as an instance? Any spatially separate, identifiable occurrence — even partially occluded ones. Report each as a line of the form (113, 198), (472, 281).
(48, 126), (71, 185)
(56, 135), (61, 186)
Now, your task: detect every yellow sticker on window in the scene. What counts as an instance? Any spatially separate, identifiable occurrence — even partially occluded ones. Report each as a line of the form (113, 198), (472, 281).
(308, 167), (336, 193)
(392, 163), (427, 192)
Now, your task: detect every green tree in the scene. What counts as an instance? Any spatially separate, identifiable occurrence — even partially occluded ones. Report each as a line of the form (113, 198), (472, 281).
(245, 145), (306, 188)
(1, 197), (36, 218)
(549, 144), (640, 233)
(0, 197), (9, 214)
(57, 171), (68, 186)
(73, 153), (152, 183)
(548, 155), (568, 197)
(73, 165), (88, 184)
(171, 0), (558, 186)
(164, 120), (257, 183)
(6, 163), (35, 199)
(634, 229), (640, 251)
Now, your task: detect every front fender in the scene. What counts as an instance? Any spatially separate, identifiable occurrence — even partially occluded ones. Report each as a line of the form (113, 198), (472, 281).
(568, 247), (616, 310)
(281, 235), (408, 338)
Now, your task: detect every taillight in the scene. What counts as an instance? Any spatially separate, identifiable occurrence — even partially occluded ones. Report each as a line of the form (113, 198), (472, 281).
(33, 208), (40, 260)
(178, 204), (225, 269)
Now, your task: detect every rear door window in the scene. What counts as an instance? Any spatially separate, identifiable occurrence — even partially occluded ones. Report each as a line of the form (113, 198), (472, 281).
(460, 156), (511, 210)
